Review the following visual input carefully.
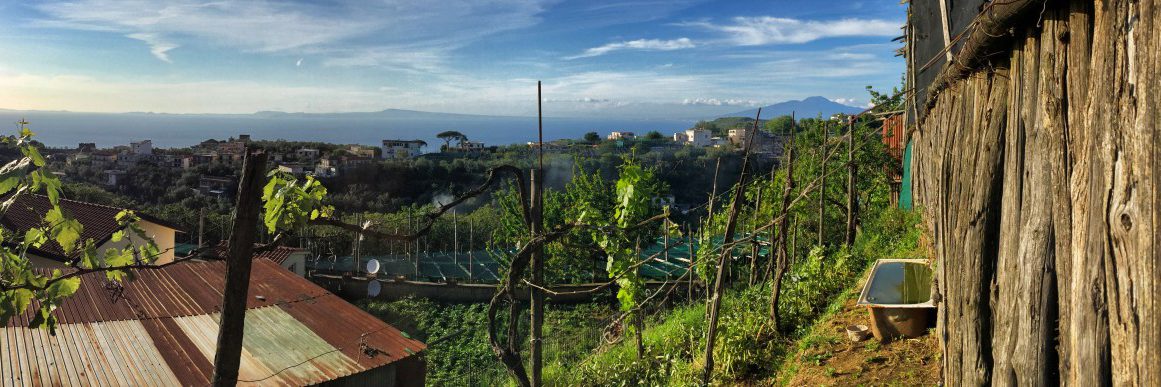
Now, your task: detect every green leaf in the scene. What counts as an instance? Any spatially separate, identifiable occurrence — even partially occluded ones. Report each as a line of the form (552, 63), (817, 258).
(26, 146), (45, 167)
(46, 277), (80, 300)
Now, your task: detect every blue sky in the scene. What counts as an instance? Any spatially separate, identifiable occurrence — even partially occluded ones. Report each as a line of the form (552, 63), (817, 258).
(0, 0), (906, 118)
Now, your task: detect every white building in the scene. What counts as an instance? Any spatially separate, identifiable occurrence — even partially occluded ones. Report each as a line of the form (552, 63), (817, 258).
(685, 129), (712, 147)
(130, 140), (153, 155)
(382, 140), (425, 159)
(608, 131), (635, 140)
(673, 132), (688, 143)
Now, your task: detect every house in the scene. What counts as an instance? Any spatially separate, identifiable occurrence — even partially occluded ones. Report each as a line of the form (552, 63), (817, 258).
(103, 169), (127, 186)
(130, 139), (153, 155)
(90, 150), (118, 165)
(277, 163), (310, 176)
(382, 140), (425, 159)
(607, 131), (635, 140)
(0, 259), (426, 386)
(727, 128), (749, 146)
(452, 141), (486, 153)
(198, 175), (237, 197)
(683, 129), (711, 147)
(295, 148), (321, 160)
(348, 145), (378, 158)
(208, 241), (311, 277)
(673, 132), (688, 143)
(0, 194), (182, 267)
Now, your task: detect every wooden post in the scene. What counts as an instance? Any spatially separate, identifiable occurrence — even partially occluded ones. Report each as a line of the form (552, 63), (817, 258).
(770, 112), (796, 331)
(198, 207), (205, 248)
(211, 148), (267, 386)
(708, 158), (722, 221)
(529, 81), (546, 387)
(845, 117), (858, 247)
(703, 108), (761, 384)
(818, 120), (828, 246)
(749, 186), (763, 286)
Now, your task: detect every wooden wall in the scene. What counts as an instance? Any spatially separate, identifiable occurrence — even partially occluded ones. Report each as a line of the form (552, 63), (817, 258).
(909, 0), (1159, 385)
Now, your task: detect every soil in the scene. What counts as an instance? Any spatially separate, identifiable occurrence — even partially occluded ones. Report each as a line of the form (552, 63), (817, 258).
(777, 297), (940, 386)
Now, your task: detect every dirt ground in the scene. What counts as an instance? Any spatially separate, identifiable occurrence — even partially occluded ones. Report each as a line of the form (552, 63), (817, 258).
(777, 297), (940, 386)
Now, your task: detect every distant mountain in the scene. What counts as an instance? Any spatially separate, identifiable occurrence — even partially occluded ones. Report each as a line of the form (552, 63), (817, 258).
(720, 96), (863, 119)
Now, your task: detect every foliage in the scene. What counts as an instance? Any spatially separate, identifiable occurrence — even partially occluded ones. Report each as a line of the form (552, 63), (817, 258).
(360, 297), (613, 386)
(261, 171), (333, 232)
(585, 159), (668, 311)
(0, 125), (161, 333)
(583, 131), (601, 143)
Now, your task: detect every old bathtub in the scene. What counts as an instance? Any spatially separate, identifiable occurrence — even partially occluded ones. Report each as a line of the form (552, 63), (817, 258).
(856, 259), (936, 341)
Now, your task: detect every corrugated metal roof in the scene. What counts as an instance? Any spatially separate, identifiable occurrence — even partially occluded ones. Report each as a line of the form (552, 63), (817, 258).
(208, 241), (309, 265)
(0, 194), (183, 262)
(1, 259), (425, 385)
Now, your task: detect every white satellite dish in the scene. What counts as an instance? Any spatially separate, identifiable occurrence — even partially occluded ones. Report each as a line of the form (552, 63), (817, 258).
(367, 280), (382, 298)
(365, 259), (381, 274)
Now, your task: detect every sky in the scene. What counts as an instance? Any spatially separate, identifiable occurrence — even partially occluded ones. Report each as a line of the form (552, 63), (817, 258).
(0, 0), (907, 119)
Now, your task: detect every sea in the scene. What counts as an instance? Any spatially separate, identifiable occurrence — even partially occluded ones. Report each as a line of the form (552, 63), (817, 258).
(0, 110), (697, 149)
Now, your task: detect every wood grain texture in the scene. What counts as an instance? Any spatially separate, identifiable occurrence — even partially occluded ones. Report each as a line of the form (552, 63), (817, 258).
(913, 0), (1160, 385)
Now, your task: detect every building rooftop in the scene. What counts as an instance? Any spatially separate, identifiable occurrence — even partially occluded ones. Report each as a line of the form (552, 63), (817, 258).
(1, 259), (426, 385)
(0, 194), (182, 262)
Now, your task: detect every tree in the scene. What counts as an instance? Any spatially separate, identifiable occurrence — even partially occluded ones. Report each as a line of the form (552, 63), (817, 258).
(583, 132), (601, 143)
(644, 131), (663, 140)
(437, 130), (467, 150)
(764, 115), (795, 134)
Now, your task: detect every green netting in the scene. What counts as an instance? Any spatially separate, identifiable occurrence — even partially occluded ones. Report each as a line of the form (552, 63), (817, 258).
(306, 233), (770, 283)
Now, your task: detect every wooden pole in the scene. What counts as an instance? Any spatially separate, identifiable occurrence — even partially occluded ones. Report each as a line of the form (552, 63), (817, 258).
(818, 120), (828, 246)
(749, 186), (763, 286)
(703, 108), (761, 384)
(845, 117), (858, 247)
(770, 113), (796, 331)
(198, 207), (205, 248)
(708, 158), (722, 221)
(211, 148), (267, 386)
(529, 81), (546, 387)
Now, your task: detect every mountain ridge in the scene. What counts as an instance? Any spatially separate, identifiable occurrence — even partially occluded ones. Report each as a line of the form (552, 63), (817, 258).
(720, 96), (863, 119)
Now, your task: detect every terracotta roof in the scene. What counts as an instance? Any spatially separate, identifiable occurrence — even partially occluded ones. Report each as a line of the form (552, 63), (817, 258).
(208, 241), (310, 265)
(1, 259), (425, 385)
(0, 194), (183, 262)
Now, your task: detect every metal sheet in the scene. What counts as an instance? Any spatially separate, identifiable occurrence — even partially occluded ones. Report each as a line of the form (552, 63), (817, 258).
(2, 259), (423, 385)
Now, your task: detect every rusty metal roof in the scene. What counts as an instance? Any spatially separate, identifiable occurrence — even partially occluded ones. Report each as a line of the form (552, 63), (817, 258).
(0, 194), (183, 262)
(208, 241), (309, 265)
(1, 259), (425, 385)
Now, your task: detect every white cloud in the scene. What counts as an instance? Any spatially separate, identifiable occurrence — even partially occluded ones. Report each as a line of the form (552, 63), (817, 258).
(566, 38), (694, 59)
(830, 98), (858, 106)
(686, 17), (900, 45)
(34, 0), (549, 66)
(126, 32), (175, 62)
(682, 98), (761, 106)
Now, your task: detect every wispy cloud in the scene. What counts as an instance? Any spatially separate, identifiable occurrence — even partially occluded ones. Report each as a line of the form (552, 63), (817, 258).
(34, 0), (549, 67)
(566, 38), (694, 59)
(125, 32), (175, 62)
(684, 17), (900, 45)
(682, 98), (761, 106)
